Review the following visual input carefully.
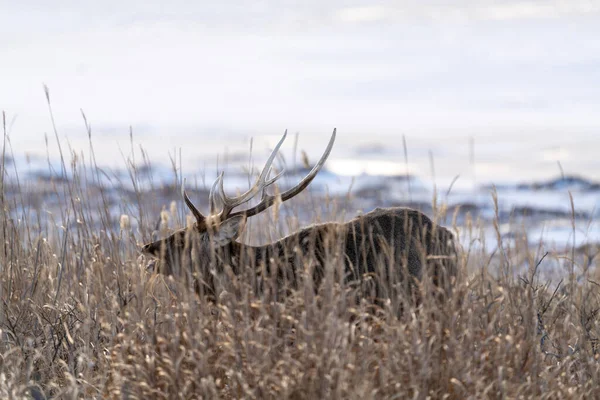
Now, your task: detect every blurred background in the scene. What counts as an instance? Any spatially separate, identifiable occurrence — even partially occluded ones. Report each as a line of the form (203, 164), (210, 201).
(2, 1), (600, 252)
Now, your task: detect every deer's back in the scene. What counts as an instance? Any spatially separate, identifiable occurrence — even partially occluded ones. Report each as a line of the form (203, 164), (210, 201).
(270, 207), (457, 290)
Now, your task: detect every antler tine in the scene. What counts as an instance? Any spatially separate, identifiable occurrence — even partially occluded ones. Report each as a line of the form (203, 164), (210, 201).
(229, 128), (336, 220)
(182, 178), (206, 223)
(215, 130), (288, 219)
(265, 167), (285, 186)
(208, 172), (223, 215)
(257, 167), (285, 202)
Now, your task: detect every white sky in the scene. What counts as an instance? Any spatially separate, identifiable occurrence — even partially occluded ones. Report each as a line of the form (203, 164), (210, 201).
(1, 1), (600, 182)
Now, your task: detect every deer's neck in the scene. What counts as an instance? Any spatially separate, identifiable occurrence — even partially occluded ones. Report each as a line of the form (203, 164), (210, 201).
(226, 222), (341, 271)
(225, 239), (290, 271)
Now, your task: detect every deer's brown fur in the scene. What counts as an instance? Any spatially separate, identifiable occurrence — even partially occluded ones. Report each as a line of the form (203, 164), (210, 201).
(144, 207), (456, 303)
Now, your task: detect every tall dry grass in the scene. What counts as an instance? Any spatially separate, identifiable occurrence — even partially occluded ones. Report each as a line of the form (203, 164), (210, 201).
(1, 111), (599, 399)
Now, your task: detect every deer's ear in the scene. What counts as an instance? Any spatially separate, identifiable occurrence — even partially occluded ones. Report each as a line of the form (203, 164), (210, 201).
(142, 240), (161, 256)
(143, 237), (170, 256)
(211, 215), (245, 247)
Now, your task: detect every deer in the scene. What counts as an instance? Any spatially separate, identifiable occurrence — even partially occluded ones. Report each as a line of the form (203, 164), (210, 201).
(142, 129), (457, 309)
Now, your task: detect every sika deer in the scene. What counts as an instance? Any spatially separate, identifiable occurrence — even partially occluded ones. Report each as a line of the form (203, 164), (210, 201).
(142, 129), (457, 306)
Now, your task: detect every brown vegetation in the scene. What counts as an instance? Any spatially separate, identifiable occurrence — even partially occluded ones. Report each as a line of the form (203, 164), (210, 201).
(1, 124), (599, 398)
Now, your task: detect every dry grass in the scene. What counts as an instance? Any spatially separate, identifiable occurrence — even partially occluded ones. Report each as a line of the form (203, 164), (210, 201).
(1, 121), (599, 399)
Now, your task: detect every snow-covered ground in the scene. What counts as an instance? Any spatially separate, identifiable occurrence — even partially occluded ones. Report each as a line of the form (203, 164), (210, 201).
(5, 147), (599, 253)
